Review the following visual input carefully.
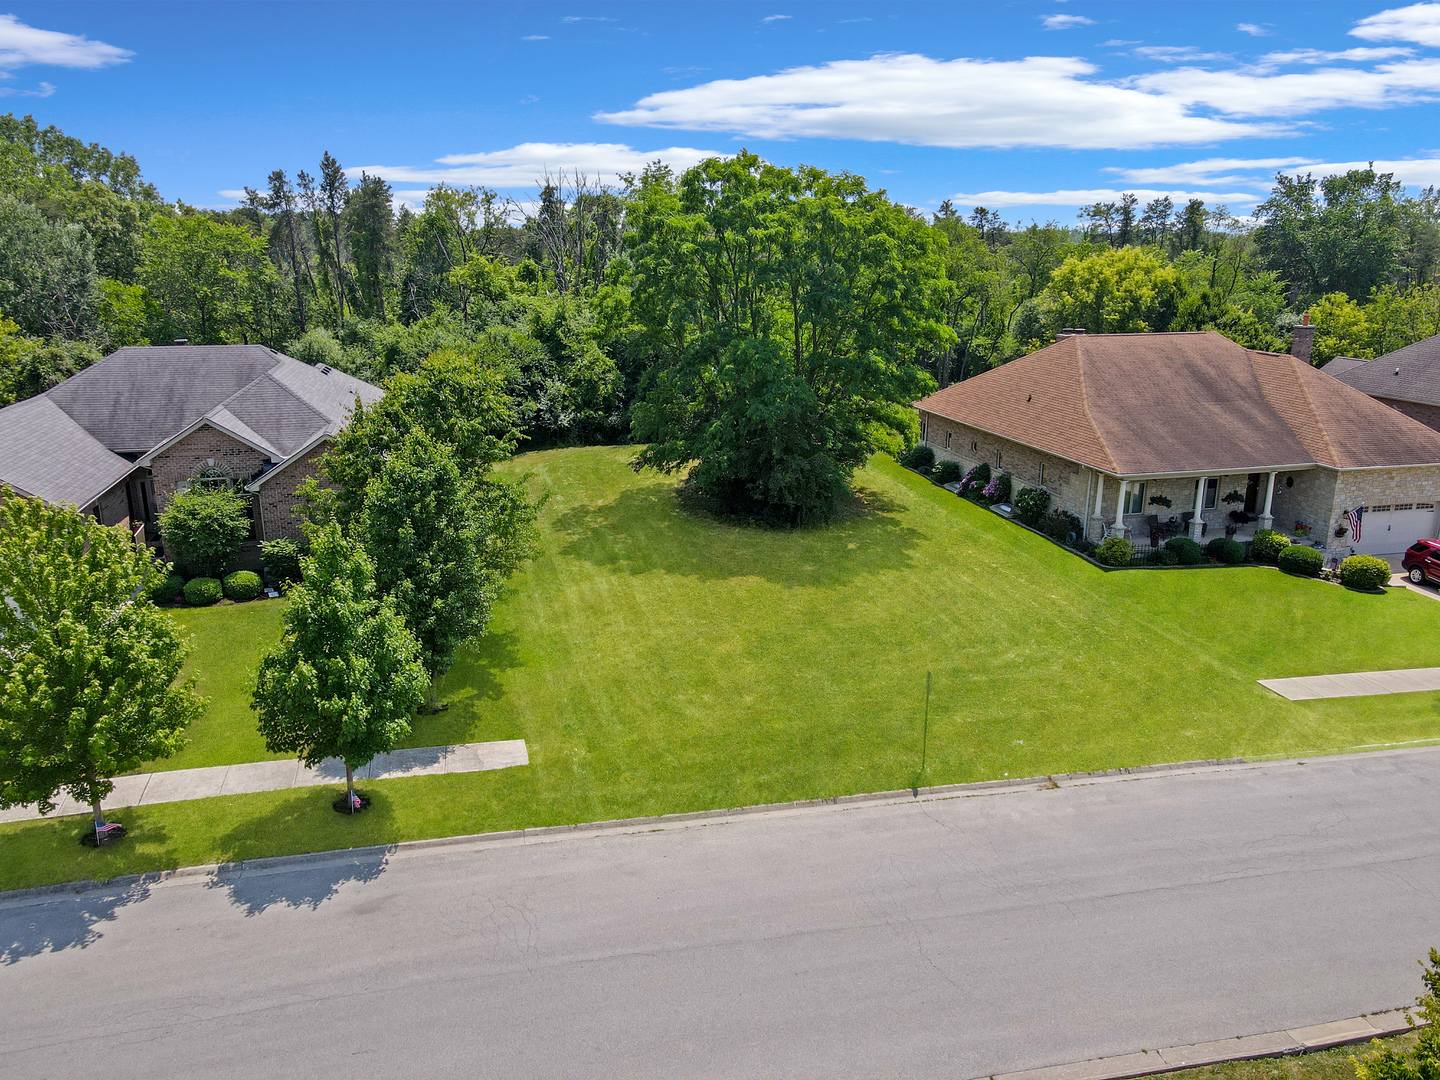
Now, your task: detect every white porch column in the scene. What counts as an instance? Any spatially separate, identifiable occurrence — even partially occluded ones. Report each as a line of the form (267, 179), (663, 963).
(1091, 472), (1106, 538)
(1257, 471), (1277, 531)
(1189, 476), (1207, 541)
(1113, 479), (1128, 537)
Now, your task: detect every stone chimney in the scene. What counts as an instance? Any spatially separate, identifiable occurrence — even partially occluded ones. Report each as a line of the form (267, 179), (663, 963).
(1290, 313), (1315, 366)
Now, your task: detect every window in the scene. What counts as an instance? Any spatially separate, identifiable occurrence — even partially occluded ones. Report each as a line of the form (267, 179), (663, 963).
(1418, 503), (1436, 511)
(945, 431), (952, 449)
(1037, 462), (1047, 486)
(995, 450), (1003, 468)
(1394, 503), (1414, 511)
(970, 440), (978, 453)
(1203, 477), (1218, 509)
(920, 417), (928, 443)
(1123, 482), (1147, 515)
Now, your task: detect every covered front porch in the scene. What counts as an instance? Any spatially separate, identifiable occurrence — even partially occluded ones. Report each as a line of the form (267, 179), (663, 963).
(1089, 469), (1297, 547)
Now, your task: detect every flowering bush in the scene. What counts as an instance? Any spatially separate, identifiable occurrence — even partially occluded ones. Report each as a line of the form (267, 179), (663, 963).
(960, 461), (991, 492)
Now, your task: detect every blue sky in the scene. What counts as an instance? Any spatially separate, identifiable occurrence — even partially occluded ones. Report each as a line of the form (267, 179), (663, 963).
(7, 1), (1440, 223)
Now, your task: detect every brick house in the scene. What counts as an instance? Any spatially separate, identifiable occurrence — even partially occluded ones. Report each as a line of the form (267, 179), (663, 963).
(0, 344), (381, 543)
(1322, 333), (1440, 432)
(914, 331), (1440, 561)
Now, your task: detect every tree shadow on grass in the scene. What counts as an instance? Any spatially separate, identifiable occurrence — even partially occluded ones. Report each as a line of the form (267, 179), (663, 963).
(405, 630), (523, 748)
(551, 482), (924, 586)
(205, 787), (394, 916)
(0, 878), (153, 966)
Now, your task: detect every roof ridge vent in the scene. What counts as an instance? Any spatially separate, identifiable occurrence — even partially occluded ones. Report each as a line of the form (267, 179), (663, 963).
(316, 363), (333, 374)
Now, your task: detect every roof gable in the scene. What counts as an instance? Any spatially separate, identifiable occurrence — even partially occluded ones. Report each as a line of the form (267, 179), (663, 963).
(1323, 332), (1440, 406)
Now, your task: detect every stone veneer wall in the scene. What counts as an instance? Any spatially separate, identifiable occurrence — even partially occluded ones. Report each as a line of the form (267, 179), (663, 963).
(254, 442), (328, 541)
(149, 426), (269, 511)
(1374, 396), (1440, 433)
(1328, 465), (1440, 557)
(920, 411), (1094, 523)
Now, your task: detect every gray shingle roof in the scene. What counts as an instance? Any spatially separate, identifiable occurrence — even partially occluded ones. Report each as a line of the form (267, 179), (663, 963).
(46, 345), (285, 454)
(0, 395), (139, 508)
(1322, 333), (1440, 405)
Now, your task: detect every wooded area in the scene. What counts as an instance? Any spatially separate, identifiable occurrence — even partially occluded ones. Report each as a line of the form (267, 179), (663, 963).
(4, 110), (1440, 449)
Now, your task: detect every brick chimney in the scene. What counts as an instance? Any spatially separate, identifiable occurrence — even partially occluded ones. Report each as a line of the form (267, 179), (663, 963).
(1290, 313), (1315, 366)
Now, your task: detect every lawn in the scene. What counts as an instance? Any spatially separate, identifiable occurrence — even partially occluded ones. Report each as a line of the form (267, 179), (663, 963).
(5, 445), (1440, 890)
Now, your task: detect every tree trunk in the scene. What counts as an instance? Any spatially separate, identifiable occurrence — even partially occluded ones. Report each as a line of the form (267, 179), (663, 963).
(91, 799), (105, 830)
(345, 763), (355, 814)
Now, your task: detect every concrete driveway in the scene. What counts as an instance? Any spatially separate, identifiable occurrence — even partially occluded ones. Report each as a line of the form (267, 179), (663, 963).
(3, 750), (1440, 1080)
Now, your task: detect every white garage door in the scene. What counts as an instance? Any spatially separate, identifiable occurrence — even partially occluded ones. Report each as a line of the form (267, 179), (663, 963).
(1354, 502), (1439, 555)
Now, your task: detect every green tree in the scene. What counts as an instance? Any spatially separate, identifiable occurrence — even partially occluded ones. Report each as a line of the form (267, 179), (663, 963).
(0, 491), (203, 830)
(1308, 292), (1375, 363)
(251, 522), (428, 811)
(627, 153), (950, 525)
(158, 485), (253, 578)
(347, 173), (394, 319)
(1045, 247), (1184, 333)
(321, 347), (520, 526)
(0, 192), (101, 340)
(359, 431), (516, 707)
(140, 211), (277, 344)
(246, 169), (314, 334)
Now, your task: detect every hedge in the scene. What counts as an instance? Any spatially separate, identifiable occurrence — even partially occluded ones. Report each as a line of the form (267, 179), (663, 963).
(183, 576), (223, 606)
(1206, 537), (1246, 564)
(1095, 536), (1134, 566)
(900, 444), (935, 471)
(1165, 536), (1204, 565)
(932, 459), (961, 485)
(1250, 529), (1291, 564)
(1340, 554), (1391, 590)
(1277, 545), (1324, 576)
(146, 571), (185, 605)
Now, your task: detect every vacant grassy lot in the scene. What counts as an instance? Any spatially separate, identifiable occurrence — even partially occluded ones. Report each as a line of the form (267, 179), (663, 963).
(5, 446), (1440, 889)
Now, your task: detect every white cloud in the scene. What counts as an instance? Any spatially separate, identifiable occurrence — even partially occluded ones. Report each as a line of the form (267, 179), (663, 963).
(0, 14), (131, 70)
(1276, 156), (1440, 187)
(1133, 45), (1232, 62)
(596, 53), (1282, 149)
(761, 14), (791, 23)
(522, 35), (548, 41)
(950, 186), (1264, 210)
(1041, 14), (1094, 29)
(1236, 23), (1270, 36)
(1102, 156), (1316, 185)
(1352, 2), (1440, 46)
(1133, 57), (1440, 117)
(0, 80), (54, 97)
(1258, 46), (1414, 65)
(351, 141), (725, 189)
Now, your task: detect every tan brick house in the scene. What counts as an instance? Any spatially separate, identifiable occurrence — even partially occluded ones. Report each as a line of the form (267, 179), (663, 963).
(0, 343), (381, 543)
(914, 331), (1440, 561)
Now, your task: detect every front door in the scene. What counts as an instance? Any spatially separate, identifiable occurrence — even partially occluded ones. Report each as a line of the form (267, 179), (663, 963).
(1244, 474), (1262, 514)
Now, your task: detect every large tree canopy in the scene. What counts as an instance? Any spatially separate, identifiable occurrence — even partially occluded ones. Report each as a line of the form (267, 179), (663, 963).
(627, 153), (951, 525)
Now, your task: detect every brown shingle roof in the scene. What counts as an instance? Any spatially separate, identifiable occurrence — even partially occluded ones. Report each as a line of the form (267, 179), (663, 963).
(916, 331), (1440, 476)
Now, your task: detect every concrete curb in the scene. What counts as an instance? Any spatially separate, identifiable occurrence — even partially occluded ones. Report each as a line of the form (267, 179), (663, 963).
(0, 755), (1250, 905)
(983, 1009), (1425, 1080)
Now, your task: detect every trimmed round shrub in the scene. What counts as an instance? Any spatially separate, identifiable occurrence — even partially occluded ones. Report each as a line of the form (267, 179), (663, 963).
(1277, 545), (1324, 577)
(183, 576), (223, 606)
(222, 570), (263, 601)
(1165, 536), (1204, 565)
(899, 444), (935, 471)
(146, 570), (185, 605)
(932, 459), (961, 485)
(1250, 528), (1291, 564)
(1095, 535), (1135, 566)
(1339, 553), (1391, 590)
(1014, 486), (1052, 528)
(1206, 537), (1246, 564)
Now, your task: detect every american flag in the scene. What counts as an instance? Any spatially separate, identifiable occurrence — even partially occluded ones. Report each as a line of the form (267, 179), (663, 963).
(1346, 505), (1364, 542)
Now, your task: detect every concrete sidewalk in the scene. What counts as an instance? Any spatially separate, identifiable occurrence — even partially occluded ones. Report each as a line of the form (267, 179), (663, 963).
(0, 739), (529, 824)
(1260, 667), (1440, 700)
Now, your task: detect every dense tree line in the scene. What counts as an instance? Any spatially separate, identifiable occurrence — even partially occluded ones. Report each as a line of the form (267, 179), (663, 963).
(8, 112), (1440, 519)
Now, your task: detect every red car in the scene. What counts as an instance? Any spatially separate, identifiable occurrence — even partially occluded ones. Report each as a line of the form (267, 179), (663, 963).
(1402, 540), (1440, 584)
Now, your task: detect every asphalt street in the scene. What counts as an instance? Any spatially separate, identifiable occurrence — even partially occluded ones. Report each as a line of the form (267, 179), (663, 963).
(3, 749), (1440, 1080)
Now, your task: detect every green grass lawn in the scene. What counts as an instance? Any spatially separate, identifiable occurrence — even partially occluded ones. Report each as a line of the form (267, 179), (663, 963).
(5, 445), (1440, 891)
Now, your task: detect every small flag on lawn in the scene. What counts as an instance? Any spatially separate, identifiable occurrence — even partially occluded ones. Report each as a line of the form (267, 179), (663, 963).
(1346, 505), (1364, 543)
